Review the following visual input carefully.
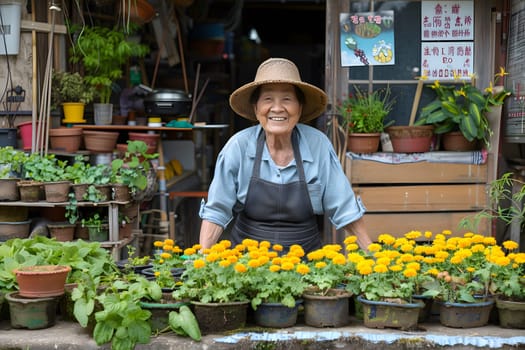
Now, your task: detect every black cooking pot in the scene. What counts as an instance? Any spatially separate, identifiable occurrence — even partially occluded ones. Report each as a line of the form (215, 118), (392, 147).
(143, 89), (192, 116)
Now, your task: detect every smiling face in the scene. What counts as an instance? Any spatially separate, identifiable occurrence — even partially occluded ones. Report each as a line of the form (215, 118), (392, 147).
(253, 83), (303, 138)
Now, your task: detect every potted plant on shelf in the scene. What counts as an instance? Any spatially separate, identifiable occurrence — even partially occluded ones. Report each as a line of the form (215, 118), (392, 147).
(51, 71), (95, 124)
(111, 140), (158, 200)
(338, 85), (395, 153)
(0, 146), (27, 201)
(69, 25), (149, 125)
(415, 67), (511, 151)
(81, 213), (109, 242)
(22, 153), (71, 203)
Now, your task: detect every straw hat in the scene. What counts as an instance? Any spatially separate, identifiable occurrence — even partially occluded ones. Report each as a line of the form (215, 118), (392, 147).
(229, 58), (328, 122)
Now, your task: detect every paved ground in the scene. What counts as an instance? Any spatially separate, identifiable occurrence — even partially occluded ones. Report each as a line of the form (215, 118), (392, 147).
(1, 314), (524, 350)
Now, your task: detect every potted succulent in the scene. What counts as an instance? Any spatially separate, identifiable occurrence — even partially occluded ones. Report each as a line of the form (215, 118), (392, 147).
(415, 67), (511, 150)
(51, 71), (95, 123)
(338, 85), (395, 153)
(69, 25), (149, 125)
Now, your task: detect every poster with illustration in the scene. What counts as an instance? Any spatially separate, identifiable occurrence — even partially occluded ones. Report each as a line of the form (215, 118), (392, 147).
(340, 11), (395, 67)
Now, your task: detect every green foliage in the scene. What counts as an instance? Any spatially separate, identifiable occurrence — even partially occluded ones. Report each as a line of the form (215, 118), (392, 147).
(168, 305), (201, 341)
(51, 71), (95, 109)
(93, 275), (162, 350)
(339, 85), (395, 133)
(111, 140), (158, 196)
(415, 68), (512, 149)
(0, 236), (116, 294)
(69, 25), (149, 104)
(23, 153), (68, 182)
(0, 146), (26, 179)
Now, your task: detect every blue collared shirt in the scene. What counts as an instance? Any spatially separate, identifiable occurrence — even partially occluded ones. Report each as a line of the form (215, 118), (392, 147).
(199, 124), (366, 229)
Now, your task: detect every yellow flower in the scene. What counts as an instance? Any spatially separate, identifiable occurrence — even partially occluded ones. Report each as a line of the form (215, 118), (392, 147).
(296, 264), (310, 275)
(269, 264), (281, 272)
(193, 259), (205, 269)
(503, 240), (519, 251)
(160, 252), (171, 259)
(153, 240), (163, 247)
(373, 264), (389, 273)
(234, 263), (247, 273)
(378, 233), (396, 245)
(368, 243), (382, 252)
(403, 268), (417, 278)
(344, 235), (357, 245)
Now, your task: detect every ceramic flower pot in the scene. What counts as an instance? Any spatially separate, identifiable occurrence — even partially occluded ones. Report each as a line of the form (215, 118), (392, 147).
(347, 133), (381, 153)
(43, 181), (72, 203)
(303, 288), (351, 327)
(14, 265), (72, 298)
(357, 295), (424, 330)
(386, 125), (434, 153)
(5, 291), (59, 329)
(439, 299), (494, 328)
(253, 299), (302, 328)
(441, 131), (478, 151)
(191, 300), (249, 334)
(495, 298), (525, 329)
(47, 222), (76, 242)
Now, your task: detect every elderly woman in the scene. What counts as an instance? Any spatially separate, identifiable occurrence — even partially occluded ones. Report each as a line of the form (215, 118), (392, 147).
(199, 58), (371, 253)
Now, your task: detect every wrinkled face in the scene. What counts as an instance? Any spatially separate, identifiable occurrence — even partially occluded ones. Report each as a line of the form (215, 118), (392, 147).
(254, 83), (302, 137)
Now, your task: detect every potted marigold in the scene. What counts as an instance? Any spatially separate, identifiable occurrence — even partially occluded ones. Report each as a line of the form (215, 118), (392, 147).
(486, 240), (525, 329)
(301, 238), (362, 327)
(172, 240), (252, 333)
(420, 231), (497, 328)
(345, 232), (428, 330)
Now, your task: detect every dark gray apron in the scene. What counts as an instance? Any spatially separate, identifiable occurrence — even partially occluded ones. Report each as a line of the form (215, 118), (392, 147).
(230, 129), (321, 254)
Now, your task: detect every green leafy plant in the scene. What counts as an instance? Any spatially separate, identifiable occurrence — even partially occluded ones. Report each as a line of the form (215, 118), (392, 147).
(51, 71), (95, 109)
(338, 85), (395, 133)
(303, 241), (359, 295)
(111, 140), (158, 197)
(23, 153), (68, 182)
(92, 274), (162, 350)
(69, 25), (149, 104)
(415, 67), (512, 148)
(0, 146), (27, 179)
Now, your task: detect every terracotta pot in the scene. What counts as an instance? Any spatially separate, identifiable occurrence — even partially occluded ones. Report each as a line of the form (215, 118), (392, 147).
(118, 0), (156, 25)
(386, 125), (434, 153)
(128, 132), (160, 150)
(47, 222), (76, 242)
(113, 183), (131, 202)
(0, 219), (31, 242)
(0, 178), (21, 201)
(347, 133), (381, 153)
(14, 265), (72, 298)
(72, 183), (89, 201)
(49, 127), (83, 153)
(17, 180), (43, 202)
(83, 130), (119, 153)
(441, 131), (479, 151)
(0, 205), (28, 222)
(43, 181), (72, 202)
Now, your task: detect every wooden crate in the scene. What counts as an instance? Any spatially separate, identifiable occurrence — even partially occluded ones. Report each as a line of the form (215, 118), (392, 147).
(345, 158), (490, 239)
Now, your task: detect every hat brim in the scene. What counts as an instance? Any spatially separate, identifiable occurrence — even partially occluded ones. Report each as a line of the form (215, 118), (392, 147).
(229, 80), (328, 122)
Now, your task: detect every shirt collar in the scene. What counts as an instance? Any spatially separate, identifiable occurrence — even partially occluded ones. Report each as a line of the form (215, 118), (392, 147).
(246, 124), (314, 163)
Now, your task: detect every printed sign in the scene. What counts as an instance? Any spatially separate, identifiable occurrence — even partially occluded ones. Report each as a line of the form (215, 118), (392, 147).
(421, 41), (474, 81)
(340, 11), (395, 67)
(421, 0), (474, 41)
